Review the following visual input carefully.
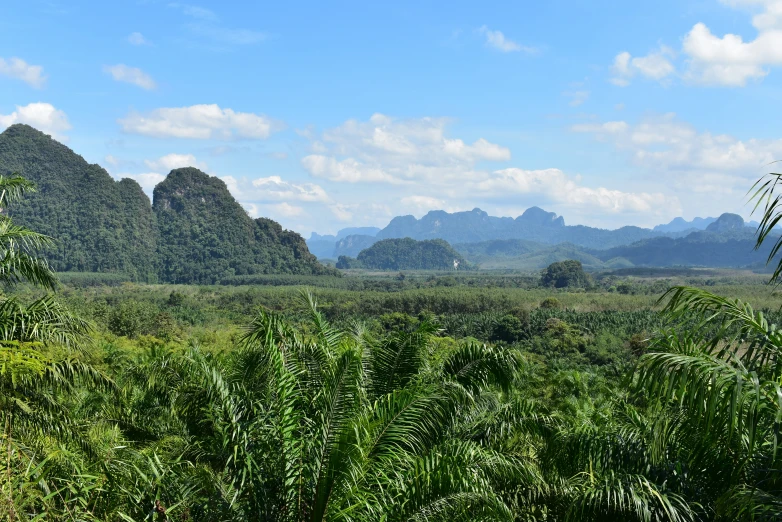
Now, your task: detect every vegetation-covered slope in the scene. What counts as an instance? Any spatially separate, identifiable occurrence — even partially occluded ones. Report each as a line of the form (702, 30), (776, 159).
(0, 125), (333, 283)
(594, 215), (776, 268)
(154, 167), (335, 284)
(337, 238), (467, 270)
(0, 124), (158, 280)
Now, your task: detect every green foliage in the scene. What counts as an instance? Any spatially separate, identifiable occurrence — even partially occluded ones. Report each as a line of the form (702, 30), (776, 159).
(541, 259), (593, 288)
(352, 237), (469, 271)
(0, 126), (335, 284)
(0, 124), (158, 281)
(490, 314), (525, 343)
(336, 254), (363, 269)
(154, 168), (337, 284)
(539, 297), (562, 309)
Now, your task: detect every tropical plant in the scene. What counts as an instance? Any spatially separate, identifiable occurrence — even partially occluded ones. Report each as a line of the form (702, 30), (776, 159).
(0, 174), (99, 521)
(122, 291), (530, 521)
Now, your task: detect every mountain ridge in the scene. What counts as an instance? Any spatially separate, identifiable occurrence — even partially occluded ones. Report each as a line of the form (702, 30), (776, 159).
(0, 124), (333, 283)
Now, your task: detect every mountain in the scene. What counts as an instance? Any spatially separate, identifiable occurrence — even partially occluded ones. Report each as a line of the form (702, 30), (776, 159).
(154, 168), (333, 284)
(704, 213), (746, 233)
(0, 124), (158, 280)
(653, 216), (716, 233)
(448, 213), (776, 271)
(453, 239), (630, 270)
(336, 226), (380, 240)
(374, 207), (661, 249)
(454, 239), (544, 259)
(306, 233), (340, 259)
(0, 124), (333, 283)
(593, 213), (776, 268)
(306, 226), (381, 258)
(333, 234), (379, 258)
(337, 238), (467, 271)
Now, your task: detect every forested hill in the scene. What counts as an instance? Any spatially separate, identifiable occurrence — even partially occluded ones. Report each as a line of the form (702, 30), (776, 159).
(0, 124), (333, 283)
(154, 167), (334, 283)
(593, 214), (776, 268)
(337, 238), (468, 270)
(0, 123), (158, 280)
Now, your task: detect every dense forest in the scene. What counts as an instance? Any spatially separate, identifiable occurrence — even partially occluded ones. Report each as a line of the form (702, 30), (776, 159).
(2, 166), (782, 520)
(153, 167), (335, 284)
(336, 238), (468, 270)
(0, 124), (159, 279)
(0, 124), (333, 284)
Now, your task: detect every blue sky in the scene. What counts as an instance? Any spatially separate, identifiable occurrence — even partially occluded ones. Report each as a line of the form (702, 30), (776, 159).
(2, 0), (782, 235)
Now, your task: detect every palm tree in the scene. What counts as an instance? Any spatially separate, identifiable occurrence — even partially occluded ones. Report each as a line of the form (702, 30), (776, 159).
(0, 174), (57, 291)
(605, 172), (782, 520)
(0, 174), (98, 521)
(112, 291), (531, 522)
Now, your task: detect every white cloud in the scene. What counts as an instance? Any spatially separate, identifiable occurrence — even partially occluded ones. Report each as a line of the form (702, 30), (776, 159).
(610, 47), (675, 86)
(119, 104), (280, 140)
(128, 32), (148, 45)
(571, 112), (782, 216)
(329, 203), (355, 222)
(565, 90), (590, 107)
(0, 57), (46, 88)
(144, 153), (207, 172)
(266, 201), (304, 217)
(119, 172), (166, 192)
(301, 113), (510, 184)
(170, 3), (266, 46)
(0, 102), (71, 140)
(302, 155), (401, 184)
(400, 195), (448, 215)
(105, 154), (120, 167)
(571, 121), (629, 135)
(103, 64), (156, 90)
(219, 175), (331, 218)
(681, 20), (782, 85)
(187, 24), (267, 45)
(169, 3), (218, 20)
(571, 112), (782, 174)
(615, 1), (782, 87)
(298, 113), (679, 227)
(473, 168), (679, 215)
(478, 26), (536, 53)
(251, 176), (330, 202)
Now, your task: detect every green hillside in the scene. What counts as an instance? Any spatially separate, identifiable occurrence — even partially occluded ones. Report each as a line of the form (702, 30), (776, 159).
(338, 238), (468, 270)
(154, 168), (334, 284)
(0, 124), (158, 280)
(0, 124), (333, 283)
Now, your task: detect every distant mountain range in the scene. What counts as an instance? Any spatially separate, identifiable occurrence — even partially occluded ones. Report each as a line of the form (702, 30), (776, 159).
(307, 206), (764, 268)
(448, 213), (774, 271)
(305, 203), (778, 272)
(307, 227), (381, 258)
(652, 215), (761, 233)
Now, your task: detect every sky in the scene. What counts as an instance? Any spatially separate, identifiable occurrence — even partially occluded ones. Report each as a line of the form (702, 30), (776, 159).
(2, 0), (782, 236)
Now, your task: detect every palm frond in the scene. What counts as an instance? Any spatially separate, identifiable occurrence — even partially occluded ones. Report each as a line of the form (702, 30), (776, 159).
(0, 174), (36, 207)
(567, 470), (695, 522)
(749, 171), (782, 282)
